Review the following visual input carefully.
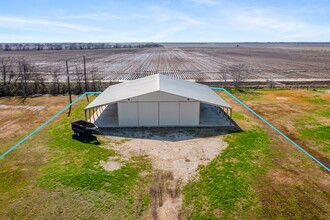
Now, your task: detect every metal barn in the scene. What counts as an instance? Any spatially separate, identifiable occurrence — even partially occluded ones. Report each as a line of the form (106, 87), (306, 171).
(84, 74), (233, 128)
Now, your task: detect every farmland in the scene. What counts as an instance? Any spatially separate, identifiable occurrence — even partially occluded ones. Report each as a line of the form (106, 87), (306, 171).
(0, 89), (329, 219)
(1, 43), (330, 82)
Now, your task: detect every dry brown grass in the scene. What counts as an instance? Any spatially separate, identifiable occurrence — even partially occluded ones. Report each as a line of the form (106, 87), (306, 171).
(0, 95), (77, 154)
(0, 96), (152, 220)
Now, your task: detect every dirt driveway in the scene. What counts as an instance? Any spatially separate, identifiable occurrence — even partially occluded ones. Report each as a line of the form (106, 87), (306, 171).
(102, 130), (228, 219)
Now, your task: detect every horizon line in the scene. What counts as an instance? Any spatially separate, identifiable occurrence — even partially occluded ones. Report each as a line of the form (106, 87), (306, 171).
(1, 41), (330, 44)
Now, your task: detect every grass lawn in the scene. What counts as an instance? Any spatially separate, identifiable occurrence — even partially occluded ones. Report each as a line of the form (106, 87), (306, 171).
(0, 97), (152, 219)
(231, 88), (330, 160)
(1, 89), (329, 219)
(182, 127), (272, 219)
(182, 88), (330, 219)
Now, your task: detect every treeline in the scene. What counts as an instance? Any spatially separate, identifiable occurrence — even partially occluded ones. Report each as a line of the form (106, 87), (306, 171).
(0, 43), (161, 51)
(0, 56), (104, 97)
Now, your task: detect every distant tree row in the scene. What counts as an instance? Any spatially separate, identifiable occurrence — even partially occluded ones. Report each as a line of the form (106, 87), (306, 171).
(0, 56), (104, 98)
(0, 43), (161, 51)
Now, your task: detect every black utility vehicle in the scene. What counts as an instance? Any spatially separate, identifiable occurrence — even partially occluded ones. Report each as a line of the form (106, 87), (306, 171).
(72, 120), (99, 137)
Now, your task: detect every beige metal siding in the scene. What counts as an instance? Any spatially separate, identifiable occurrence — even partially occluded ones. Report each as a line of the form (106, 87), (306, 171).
(138, 102), (159, 126)
(159, 102), (179, 126)
(179, 102), (200, 126)
(118, 102), (138, 126)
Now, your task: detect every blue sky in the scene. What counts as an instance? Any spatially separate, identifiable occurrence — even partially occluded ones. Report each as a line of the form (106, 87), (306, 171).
(1, 0), (330, 42)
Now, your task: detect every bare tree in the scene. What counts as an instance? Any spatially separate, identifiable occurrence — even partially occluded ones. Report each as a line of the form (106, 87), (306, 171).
(4, 44), (11, 51)
(32, 72), (47, 95)
(227, 64), (250, 89)
(50, 68), (61, 95)
(36, 44), (44, 51)
(89, 67), (102, 91)
(74, 65), (83, 93)
(16, 58), (35, 102)
(0, 56), (15, 96)
(267, 77), (275, 89)
(220, 69), (229, 88)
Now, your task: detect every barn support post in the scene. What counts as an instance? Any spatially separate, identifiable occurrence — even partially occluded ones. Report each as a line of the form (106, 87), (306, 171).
(92, 108), (95, 122)
(84, 110), (87, 121)
(230, 109), (232, 125)
(95, 107), (98, 121)
(88, 109), (91, 122)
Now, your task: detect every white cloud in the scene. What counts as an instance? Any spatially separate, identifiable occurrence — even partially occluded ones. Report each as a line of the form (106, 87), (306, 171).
(57, 13), (123, 21)
(191, 0), (217, 5)
(225, 7), (330, 40)
(148, 6), (207, 25)
(229, 15), (307, 33)
(145, 6), (208, 41)
(0, 16), (103, 32)
(147, 23), (190, 41)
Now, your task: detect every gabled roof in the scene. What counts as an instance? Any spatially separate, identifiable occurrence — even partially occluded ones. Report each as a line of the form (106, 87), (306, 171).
(85, 74), (231, 110)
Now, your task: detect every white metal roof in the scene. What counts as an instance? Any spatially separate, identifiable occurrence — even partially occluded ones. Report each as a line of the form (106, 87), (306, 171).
(85, 74), (231, 110)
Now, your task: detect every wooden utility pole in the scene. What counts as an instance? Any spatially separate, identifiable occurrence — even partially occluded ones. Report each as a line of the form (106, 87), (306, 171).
(83, 56), (89, 101)
(66, 60), (72, 116)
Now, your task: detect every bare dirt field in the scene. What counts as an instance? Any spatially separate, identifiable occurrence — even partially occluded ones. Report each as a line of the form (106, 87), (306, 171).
(1, 43), (330, 82)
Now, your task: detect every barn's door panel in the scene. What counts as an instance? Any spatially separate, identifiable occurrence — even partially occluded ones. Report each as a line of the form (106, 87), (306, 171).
(118, 102), (138, 126)
(138, 102), (158, 126)
(179, 102), (200, 126)
(159, 102), (179, 126)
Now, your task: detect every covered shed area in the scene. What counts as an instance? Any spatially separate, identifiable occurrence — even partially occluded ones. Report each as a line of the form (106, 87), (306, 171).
(84, 74), (233, 128)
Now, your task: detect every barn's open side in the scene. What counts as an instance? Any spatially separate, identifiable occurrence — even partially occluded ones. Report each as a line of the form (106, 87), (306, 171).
(87, 102), (233, 128)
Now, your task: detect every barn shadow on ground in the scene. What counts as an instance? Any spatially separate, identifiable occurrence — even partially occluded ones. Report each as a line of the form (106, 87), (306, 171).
(100, 120), (242, 142)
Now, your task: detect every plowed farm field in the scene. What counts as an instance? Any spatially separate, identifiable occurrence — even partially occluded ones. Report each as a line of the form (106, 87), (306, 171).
(1, 43), (330, 81)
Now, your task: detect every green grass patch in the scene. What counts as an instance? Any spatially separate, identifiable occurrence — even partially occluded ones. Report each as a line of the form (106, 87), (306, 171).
(295, 109), (329, 153)
(298, 126), (330, 152)
(33, 100), (152, 217)
(225, 88), (262, 102)
(309, 96), (329, 105)
(182, 128), (272, 219)
(233, 111), (250, 122)
(294, 115), (321, 127)
(313, 109), (330, 118)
